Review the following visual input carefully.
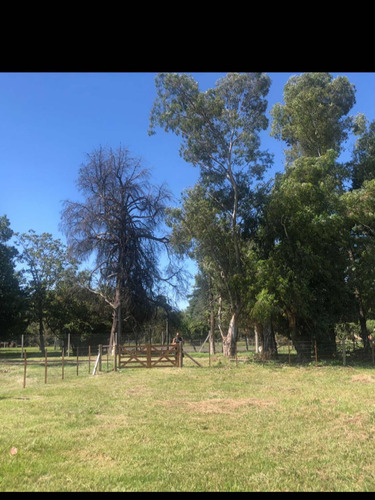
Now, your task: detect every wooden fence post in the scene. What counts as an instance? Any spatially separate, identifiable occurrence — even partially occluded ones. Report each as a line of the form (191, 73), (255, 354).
(62, 348), (65, 380)
(23, 350), (27, 388)
(45, 349), (48, 384)
(178, 343), (182, 368)
(88, 345), (91, 374)
(114, 344), (117, 371)
(342, 337), (346, 366)
(288, 339), (291, 365)
(76, 347), (79, 376)
(99, 345), (102, 372)
(147, 343), (151, 368)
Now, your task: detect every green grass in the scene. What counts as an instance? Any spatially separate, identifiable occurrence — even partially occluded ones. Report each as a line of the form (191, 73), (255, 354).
(2, 353), (375, 492)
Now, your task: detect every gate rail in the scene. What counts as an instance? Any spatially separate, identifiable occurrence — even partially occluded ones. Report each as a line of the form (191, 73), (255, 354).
(118, 343), (182, 368)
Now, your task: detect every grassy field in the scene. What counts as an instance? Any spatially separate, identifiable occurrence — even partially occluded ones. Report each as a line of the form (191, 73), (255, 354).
(1, 352), (375, 492)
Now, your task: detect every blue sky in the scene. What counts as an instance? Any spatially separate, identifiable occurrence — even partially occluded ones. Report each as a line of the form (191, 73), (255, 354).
(1, 72), (375, 308)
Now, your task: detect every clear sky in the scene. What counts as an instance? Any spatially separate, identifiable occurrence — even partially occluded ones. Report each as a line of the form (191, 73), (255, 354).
(2, 72), (375, 308)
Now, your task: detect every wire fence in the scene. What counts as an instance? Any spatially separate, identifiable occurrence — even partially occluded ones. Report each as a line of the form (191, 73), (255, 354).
(184, 335), (375, 364)
(1, 334), (374, 389)
(0, 344), (117, 388)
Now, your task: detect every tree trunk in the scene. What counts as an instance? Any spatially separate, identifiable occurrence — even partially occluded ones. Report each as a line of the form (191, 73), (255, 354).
(222, 311), (238, 357)
(38, 298), (45, 356)
(292, 334), (312, 363)
(356, 291), (369, 351)
(109, 307), (118, 349)
(254, 323), (262, 354)
(263, 318), (278, 359)
(287, 310), (311, 362)
(109, 281), (121, 350)
(218, 296), (240, 358)
(348, 248), (370, 351)
(209, 293), (216, 355)
(39, 316), (45, 356)
(117, 300), (122, 345)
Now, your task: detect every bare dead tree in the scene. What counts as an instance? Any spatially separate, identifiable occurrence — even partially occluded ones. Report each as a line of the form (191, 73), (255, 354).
(60, 146), (173, 346)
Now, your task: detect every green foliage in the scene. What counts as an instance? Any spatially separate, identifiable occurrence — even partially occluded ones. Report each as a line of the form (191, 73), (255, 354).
(340, 179), (375, 319)
(151, 73), (273, 352)
(47, 269), (112, 344)
(261, 152), (352, 347)
(15, 231), (77, 352)
(182, 271), (212, 339)
(0, 216), (25, 340)
(150, 72), (272, 176)
(4, 72), (375, 360)
(16, 230), (75, 292)
(251, 288), (278, 324)
(350, 119), (375, 189)
(271, 72), (356, 163)
(334, 322), (360, 340)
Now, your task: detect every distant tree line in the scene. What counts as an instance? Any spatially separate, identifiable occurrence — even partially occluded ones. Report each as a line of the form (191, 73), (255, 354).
(2, 72), (375, 360)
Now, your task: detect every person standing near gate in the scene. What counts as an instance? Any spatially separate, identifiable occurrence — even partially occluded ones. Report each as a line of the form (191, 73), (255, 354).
(172, 332), (184, 366)
(172, 332), (184, 346)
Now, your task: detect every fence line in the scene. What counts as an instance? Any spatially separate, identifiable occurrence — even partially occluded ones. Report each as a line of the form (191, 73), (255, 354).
(1, 337), (374, 388)
(1, 344), (118, 388)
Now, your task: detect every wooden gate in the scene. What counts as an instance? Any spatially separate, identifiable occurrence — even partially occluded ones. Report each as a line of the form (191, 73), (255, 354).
(118, 343), (182, 368)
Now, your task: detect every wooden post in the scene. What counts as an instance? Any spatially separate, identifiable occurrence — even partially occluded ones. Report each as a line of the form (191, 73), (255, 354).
(99, 345), (102, 372)
(342, 337), (346, 366)
(23, 350), (27, 388)
(21, 334), (24, 359)
(255, 325), (259, 356)
(76, 347), (79, 376)
(177, 343), (183, 368)
(45, 348), (48, 384)
(114, 344), (117, 371)
(147, 343), (151, 368)
(88, 345), (91, 373)
(288, 339), (291, 365)
(92, 352), (101, 375)
(183, 351), (203, 367)
(62, 348), (65, 380)
(67, 333), (70, 357)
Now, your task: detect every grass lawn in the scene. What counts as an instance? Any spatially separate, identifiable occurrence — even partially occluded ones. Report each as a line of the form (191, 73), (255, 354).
(1, 353), (375, 492)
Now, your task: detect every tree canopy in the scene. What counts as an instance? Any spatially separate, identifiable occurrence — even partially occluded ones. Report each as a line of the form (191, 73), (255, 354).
(4, 72), (375, 360)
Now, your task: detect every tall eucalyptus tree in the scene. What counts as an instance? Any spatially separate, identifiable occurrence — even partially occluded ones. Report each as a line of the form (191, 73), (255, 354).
(150, 73), (272, 356)
(270, 72), (356, 164)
